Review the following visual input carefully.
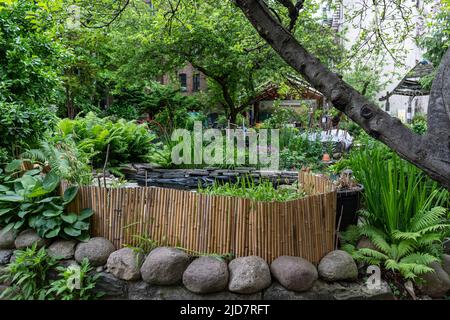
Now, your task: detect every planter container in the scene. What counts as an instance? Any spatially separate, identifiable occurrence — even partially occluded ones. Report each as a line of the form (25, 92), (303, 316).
(336, 184), (364, 232)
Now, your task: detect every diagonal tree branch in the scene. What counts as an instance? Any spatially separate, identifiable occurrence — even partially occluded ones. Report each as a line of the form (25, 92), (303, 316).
(235, 0), (450, 189)
(275, 0), (304, 31)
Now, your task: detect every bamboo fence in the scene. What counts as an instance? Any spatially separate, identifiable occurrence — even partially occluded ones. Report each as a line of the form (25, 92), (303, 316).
(64, 172), (336, 264)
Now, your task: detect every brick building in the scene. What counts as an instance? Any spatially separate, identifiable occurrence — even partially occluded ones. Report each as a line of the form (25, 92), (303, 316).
(160, 63), (208, 95)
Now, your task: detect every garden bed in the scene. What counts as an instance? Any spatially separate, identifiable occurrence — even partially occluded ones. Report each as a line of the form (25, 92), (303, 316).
(64, 172), (337, 264)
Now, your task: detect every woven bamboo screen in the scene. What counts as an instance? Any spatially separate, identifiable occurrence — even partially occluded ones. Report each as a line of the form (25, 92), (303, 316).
(65, 172), (336, 264)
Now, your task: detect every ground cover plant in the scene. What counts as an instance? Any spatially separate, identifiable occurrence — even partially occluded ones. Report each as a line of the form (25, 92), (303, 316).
(340, 141), (450, 281)
(0, 244), (100, 300)
(199, 177), (306, 202)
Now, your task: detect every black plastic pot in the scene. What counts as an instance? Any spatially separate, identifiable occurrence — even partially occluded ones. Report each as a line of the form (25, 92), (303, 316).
(336, 184), (364, 232)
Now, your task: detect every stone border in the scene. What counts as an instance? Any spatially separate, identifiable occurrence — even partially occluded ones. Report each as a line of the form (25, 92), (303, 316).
(120, 165), (299, 190)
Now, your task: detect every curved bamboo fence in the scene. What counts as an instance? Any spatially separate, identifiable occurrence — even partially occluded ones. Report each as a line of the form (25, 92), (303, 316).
(65, 172), (336, 264)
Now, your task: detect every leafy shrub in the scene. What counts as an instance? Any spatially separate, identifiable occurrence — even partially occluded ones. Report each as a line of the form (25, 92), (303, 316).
(56, 112), (157, 167)
(342, 141), (449, 281)
(104, 104), (139, 121)
(0, 246), (100, 300)
(411, 115), (427, 135)
(279, 129), (324, 170)
(0, 102), (56, 157)
(262, 107), (301, 129)
(0, 244), (56, 300)
(47, 259), (102, 300)
(199, 177), (306, 202)
(0, 160), (93, 241)
(22, 139), (93, 185)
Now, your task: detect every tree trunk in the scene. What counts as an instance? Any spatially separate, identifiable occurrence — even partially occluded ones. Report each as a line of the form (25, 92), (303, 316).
(235, 0), (450, 189)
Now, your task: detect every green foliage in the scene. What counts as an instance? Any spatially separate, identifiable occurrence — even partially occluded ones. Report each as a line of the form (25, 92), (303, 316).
(199, 177), (306, 202)
(348, 143), (448, 236)
(146, 82), (206, 132)
(278, 128), (324, 170)
(0, 102), (56, 157)
(343, 62), (384, 102)
(22, 139), (92, 185)
(0, 244), (56, 300)
(0, 245), (101, 300)
(47, 258), (102, 300)
(0, 160), (92, 240)
(340, 139), (450, 281)
(125, 234), (162, 256)
(411, 114), (428, 135)
(104, 104), (139, 121)
(0, 0), (66, 106)
(262, 107), (302, 129)
(345, 215), (447, 281)
(56, 112), (157, 167)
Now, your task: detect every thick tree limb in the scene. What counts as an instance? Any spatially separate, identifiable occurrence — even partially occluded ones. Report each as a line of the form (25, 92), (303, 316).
(235, 0), (450, 189)
(275, 0), (304, 31)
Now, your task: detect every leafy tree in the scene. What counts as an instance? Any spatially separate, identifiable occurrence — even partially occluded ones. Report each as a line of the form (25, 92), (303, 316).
(419, 1), (450, 90)
(234, 0), (450, 188)
(0, 0), (67, 156)
(109, 0), (343, 124)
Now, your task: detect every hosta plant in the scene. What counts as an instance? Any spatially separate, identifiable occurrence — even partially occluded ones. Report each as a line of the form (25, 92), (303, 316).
(0, 159), (93, 241)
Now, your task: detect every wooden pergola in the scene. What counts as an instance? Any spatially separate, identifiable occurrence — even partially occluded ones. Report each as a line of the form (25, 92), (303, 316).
(379, 61), (434, 123)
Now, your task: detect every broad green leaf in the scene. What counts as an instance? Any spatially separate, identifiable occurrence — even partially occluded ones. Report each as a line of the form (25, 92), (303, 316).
(27, 186), (52, 198)
(0, 185), (10, 192)
(43, 209), (61, 217)
(76, 234), (90, 242)
(63, 186), (79, 204)
(5, 159), (22, 173)
(0, 194), (24, 202)
(0, 208), (13, 216)
(0, 223), (14, 234)
(43, 171), (60, 192)
(38, 196), (61, 203)
(61, 213), (77, 224)
(63, 226), (82, 237)
(78, 208), (94, 220)
(20, 174), (37, 190)
(14, 220), (24, 229)
(45, 227), (60, 239)
(24, 169), (41, 176)
(18, 210), (30, 218)
(73, 221), (89, 231)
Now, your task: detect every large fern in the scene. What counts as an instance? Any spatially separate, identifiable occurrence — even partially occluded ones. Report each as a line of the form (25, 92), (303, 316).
(346, 206), (448, 281)
(21, 139), (92, 185)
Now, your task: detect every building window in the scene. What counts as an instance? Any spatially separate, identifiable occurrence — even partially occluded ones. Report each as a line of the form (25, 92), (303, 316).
(179, 73), (187, 92)
(193, 73), (201, 92)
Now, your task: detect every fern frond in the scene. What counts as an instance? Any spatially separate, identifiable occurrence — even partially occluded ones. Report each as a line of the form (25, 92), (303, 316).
(359, 225), (391, 254)
(410, 207), (447, 232)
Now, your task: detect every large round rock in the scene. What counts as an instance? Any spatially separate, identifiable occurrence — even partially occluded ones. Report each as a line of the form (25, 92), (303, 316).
(47, 240), (77, 260)
(183, 256), (229, 293)
(140, 247), (190, 285)
(74, 237), (115, 267)
(14, 229), (48, 250)
(270, 256), (318, 292)
(107, 248), (143, 281)
(228, 256), (271, 294)
(419, 261), (450, 298)
(318, 250), (358, 282)
(0, 228), (15, 249)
